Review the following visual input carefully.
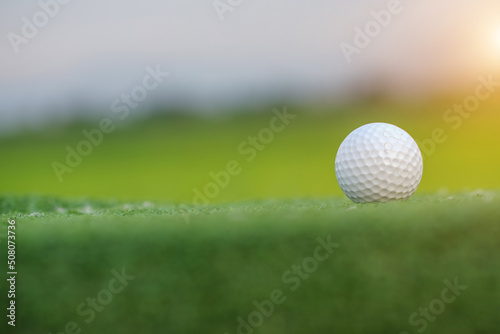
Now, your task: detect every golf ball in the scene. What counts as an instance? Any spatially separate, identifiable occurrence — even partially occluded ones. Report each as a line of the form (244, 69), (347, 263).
(335, 123), (423, 203)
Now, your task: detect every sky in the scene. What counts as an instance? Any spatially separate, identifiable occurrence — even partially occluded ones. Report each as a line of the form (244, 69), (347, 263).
(0, 0), (499, 129)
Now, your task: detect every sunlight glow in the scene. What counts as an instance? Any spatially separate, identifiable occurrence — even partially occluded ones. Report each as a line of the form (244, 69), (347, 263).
(495, 28), (500, 50)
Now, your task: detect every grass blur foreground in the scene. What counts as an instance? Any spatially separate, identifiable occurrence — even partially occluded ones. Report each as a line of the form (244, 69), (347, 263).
(1, 191), (499, 334)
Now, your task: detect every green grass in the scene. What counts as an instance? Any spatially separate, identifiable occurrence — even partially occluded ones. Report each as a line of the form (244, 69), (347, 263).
(0, 101), (499, 203)
(1, 101), (499, 332)
(2, 192), (500, 334)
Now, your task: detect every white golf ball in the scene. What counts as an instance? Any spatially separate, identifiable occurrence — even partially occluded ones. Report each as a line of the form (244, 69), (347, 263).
(335, 123), (423, 203)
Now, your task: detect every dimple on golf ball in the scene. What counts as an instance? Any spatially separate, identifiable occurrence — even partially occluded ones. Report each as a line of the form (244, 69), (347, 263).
(335, 123), (423, 203)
